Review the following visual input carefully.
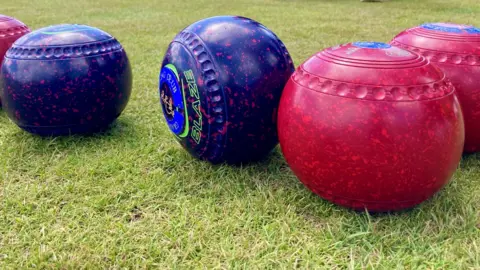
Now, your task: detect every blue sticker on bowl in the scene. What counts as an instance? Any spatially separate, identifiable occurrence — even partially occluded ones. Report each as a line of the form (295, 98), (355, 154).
(421, 23), (480, 35)
(465, 27), (480, 34)
(159, 64), (186, 135)
(352, 42), (392, 49)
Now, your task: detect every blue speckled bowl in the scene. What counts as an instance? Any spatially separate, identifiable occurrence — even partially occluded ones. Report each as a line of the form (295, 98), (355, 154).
(159, 16), (294, 164)
(0, 24), (132, 136)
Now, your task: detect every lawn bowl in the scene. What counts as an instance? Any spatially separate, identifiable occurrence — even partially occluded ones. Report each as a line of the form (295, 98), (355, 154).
(0, 14), (30, 107)
(159, 15), (295, 164)
(277, 42), (465, 212)
(391, 23), (480, 153)
(0, 24), (132, 136)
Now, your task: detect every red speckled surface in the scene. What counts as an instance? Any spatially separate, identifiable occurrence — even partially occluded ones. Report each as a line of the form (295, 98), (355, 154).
(0, 14), (30, 106)
(277, 42), (465, 212)
(391, 23), (480, 153)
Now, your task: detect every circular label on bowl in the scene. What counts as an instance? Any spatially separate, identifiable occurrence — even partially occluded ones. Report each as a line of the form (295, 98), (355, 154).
(159, 64), (187, 136)
(14, 24), (113, 46)
(465, 27), (480, 34)
(421, 23), (480, 34)
(41, 24), (93, 35)
(325, 42), (418, 63)
(352, 42), (392, 49)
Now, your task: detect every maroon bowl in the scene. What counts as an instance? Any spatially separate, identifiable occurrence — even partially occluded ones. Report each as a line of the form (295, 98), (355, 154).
(391, 23), (480, 153)
(0, 14), (30, 107)
(278, 42), (465, 212)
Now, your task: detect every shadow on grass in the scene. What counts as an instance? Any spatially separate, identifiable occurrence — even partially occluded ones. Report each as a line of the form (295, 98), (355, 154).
(460, 152), (480, 167)
(3, 115), (139, 155)
(136, 127), (479, 238)
(222, 144), (478, 231)
(4, 106), (475, 233)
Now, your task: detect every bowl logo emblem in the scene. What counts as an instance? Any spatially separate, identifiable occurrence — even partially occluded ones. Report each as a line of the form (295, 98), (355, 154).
(41, 24), (93, 35)
(421, 23), (480, 35)
(159, 64), (188, 137)
(352, 42), (392, 49)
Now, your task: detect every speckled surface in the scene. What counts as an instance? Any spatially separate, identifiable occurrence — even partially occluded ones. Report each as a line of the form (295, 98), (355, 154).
(391, 23), (480, 153)
(0, 14), (31, 107)
(277, 42), (465, 212)
(0, 24), (132, 136)
(159, 16), (294, 164)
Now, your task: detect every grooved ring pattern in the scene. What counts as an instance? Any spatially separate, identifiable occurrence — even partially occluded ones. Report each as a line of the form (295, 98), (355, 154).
(5, 38), (123, 60)
(293, 67), (455, 102)
(174, 30), (226, 155)
(0, 25), (30, 38)
(391, 41), (480, 66)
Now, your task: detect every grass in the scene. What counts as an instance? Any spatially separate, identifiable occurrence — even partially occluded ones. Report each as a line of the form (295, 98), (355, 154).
(1, 0), (480, 268)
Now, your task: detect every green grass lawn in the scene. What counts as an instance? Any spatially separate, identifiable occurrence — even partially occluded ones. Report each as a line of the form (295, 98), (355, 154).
(1, 0), (480, 268)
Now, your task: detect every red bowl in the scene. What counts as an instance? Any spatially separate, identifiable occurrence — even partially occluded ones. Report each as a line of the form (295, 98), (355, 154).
(391, 23), (480, 153)
(0, 14), (30, 107)
(277, 42), (465, 212)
